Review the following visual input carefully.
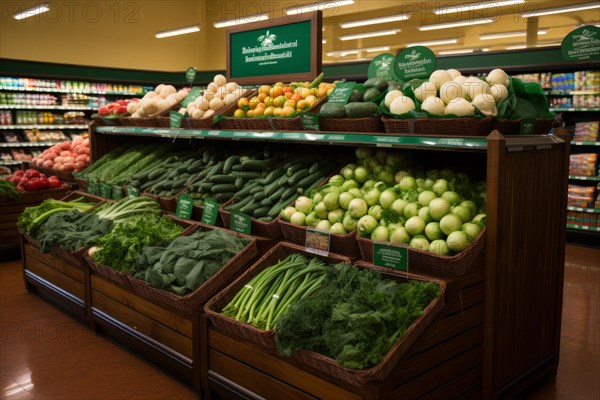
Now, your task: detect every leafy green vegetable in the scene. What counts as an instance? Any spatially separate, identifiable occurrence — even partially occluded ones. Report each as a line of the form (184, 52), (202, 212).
(132, 229), (250, 295)
(38, 210), (114, 253)
(92, 213), (184, 272)
(17, 197), (95, 238)
(275, 265), (441, 370)
(0, 180), (21, 201)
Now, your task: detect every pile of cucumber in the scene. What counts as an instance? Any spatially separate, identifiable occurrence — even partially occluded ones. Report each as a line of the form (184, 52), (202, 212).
(319, 77), (397, 118)
(222, 153), (338, 221)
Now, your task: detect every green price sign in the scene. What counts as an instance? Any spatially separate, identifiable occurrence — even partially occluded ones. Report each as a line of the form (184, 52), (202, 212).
(100, 182), (112, 199)
(373, 242), (408, 272)
(111, 185), (123, 200)
(519, 119), (536, 135)
(127, 186), (139, 197)
(230, 210), (251, 234)
(327, 82), (355, 104)
(170, 111), (183, 128)
(87, 179), (99, 195)
(175, 193), (193, 219)
(561, 25), (600, 62)
(394, 46), (436, 81)
(368, 53), (399, 80)
(201, 198), (219, 226)
(300, 112), (320, 130)
(180, 87), (202, 107)
(185, 67), (197, 83)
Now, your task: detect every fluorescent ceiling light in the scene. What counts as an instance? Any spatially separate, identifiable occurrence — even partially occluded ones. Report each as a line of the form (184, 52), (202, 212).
(155, 25), (200, 38)
(213, 14), (268, 28)
(419, 18), (493, 31)
(506, 42), (562, 50)
(13, 3), (49, 20)
(522, 2), (600, 17)
(579, 21), (600, 27)
(438, 49), (475, 55)
(433, 0), (524, 14)
(535, 42), (561, 47)
(327, 46), (390, 57)
(506, 44), (526, 50)
(322, 38), (327, 44)
(287, 0), (354, 16)
(407, 38), (458, 47)
(480, 30), (546, 40)
(482, 48), (490, 52)
(340, 13), (411, 28)
(339, 29), (400, 41)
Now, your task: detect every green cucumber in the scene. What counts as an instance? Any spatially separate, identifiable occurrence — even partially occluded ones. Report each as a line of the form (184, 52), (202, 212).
(213, 192), (234, 202)
(230, 171), (262, 179)
(253, 206), (270, 218)
(209, 174), (237, 184)
(288, 169), (310, 185)
(345, 102), (379, 118)
(212, 184), (236, 193)
(223, 155), (241, 174)
(364, 77), (388, 91)
(297, 171), (325, 188)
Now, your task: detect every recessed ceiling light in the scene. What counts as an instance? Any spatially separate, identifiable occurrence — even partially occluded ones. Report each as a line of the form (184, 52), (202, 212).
(406, 38), (459, 47)
(339, 14), (411, 28)
(419, 18), (494, 31)
(287, 0), (354, 16)
(13, 3), (49, 20)
(433, 0), (524, 14)
(155, 25), (200, 39)
(438, 49), (475, 55)
(327, 46), (390, 57)
(339, 29), (400, 41)
(480, 30), (547, 40)
(522, 2), (600, 17)
(213, 14), (268, 28)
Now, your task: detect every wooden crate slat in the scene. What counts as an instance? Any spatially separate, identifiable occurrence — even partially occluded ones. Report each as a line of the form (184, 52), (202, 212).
(24, 257), (85, 300)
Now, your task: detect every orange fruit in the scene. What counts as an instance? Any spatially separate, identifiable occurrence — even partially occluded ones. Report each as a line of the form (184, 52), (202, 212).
(264, 96), (274, 107)
(258, 92), (267, 102)
(291, 93), (301, 102)
(270, 86), (284, 97)
(253, 106), (265, 116)
(233, 109), (245, 118)
(237, 97), (249, 110)
(258, 85), (271, 94)
(296, 99), (310, 112)
(273, 107), (282, 116)
(305, 95), (317, 106)
(248, 97), (260, 110)
(264, 106), (275, 116)
(281, 106), (296, 117)
(284, 99), (296, 109)
(274, 95), (286, 108)
(246, 109), (255, 118)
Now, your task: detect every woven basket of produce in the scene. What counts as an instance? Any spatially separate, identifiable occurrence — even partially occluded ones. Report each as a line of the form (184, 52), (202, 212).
(382, 115), (495, 136)
(219, 198), (283, 239)
(319, 116), (384, 133)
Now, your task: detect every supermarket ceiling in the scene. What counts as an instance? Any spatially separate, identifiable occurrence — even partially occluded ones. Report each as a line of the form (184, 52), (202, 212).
(1, 0), (599, 72)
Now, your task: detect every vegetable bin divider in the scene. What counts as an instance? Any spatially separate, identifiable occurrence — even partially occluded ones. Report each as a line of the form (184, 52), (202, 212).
(283, 260), (446, 385)
(126, 223), (258, 313)
(357, 227), (486, 277)
(204, 242), (353, 349)
(381, 115), (495, 136)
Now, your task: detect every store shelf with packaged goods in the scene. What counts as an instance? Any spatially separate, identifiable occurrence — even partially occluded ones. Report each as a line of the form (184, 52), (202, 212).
(567, 224), (600, 232)
(0, 77), (152, 96)
(567, 206), (600, 214)
(0, 160), (24, 166)
(547, 90), (600, 96)
(569, 175), (600, 181)
(550, 107), (600, 112)
(0, 105), (94, 110)
(572, 141), (600, 147)
(0, 124), (88, 130)
(0, 141), (63, 148)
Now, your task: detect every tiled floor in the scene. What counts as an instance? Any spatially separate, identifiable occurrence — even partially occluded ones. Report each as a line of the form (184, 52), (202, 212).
(1, 244), (598, 399)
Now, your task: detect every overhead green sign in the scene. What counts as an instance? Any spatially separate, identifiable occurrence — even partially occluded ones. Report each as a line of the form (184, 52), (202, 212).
(368, 53), (399, 80)
(229, 20), (312, 80)
(394, 46), (436, 81)
(185, 67), (196, 83)
(561, 25), (600, 61)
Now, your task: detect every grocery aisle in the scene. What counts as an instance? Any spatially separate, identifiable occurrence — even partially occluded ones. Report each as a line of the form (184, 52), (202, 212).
(1, 244), (598, 400)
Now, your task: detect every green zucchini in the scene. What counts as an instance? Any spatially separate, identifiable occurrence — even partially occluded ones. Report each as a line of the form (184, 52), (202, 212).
(288, 169), (310, 185)
(253, 206), (270, 218)
(211, 183), (236, 193)
(209, 174), (237, 184)
(223, 155), (241, 174)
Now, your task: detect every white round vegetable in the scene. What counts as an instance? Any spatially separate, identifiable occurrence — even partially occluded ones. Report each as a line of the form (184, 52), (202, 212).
(126, 102), (140, 114)
(471, 93), (498, 116)
(439, 81), (464, 104)
(384, 90), (404, 109)
(154, 84), (165, 95)
(445, 98), (475, 117)
(192, 109), (205, 119)
(487, 68), (510, 87)
(160, 85), (177, 97)
(142, 91), (157, 100)
(198, 101), (210, 111)
(421, 96), (445, 115)
(447, 69), (462, 79)
(462, 76), (491, 101)
(213, 74), (227, 86)
(389, 96), (416, 115)
(225, 82), (238, 92)
(224, 93), (238, 105)
(209, 97), (224, 111)
(204, 91), (215, 101)
(429, 70), (453, 90)
(141, 99), (158, 115)
(165, 93), (180, 106)
(414, 81), (437, 102)
(155, 98), (170, 113)
(203, 109), (215, 119)
(490, 84), (509, 103)
(207, 82), (219, 93)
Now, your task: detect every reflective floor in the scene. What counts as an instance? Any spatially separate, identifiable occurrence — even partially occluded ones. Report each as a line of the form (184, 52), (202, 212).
(1, 244), (598, 399)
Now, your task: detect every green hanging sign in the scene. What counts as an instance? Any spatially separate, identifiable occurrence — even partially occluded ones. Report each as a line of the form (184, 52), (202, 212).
(175, 193), (193, 219)
(170, 111), (183, 128)
(373, 242), (408, 272)
(327, 82), (355, 104)
(230, 210), (251, 234)
(180, 87), (202, 107)
(561, 25), (600, 62)
(185, 67), (197, 83)
(201, 197), (219, 226)
(394, 46), (436, 81)
(368, 53), (399, 80)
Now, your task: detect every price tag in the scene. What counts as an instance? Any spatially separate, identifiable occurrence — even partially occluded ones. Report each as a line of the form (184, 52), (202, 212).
(87, 179), (99, 195)
(170, 111), (183, 128)
(305, 228), (330, 256)
(519, 119), (536, 135)
(373, 242), (409, 272)
(111, 185), (123, 200)
(230, 210), (251, 234)
(175, 193), (193, 219)
(327, 82), (355, 104)
(127, 186), (139, 197)
(201, 197), (219, 225)
(300, 112), (320, 130)
(100, 182), (112, 199)
(185, 67), (197, 83)
(180, 87), (201, 107)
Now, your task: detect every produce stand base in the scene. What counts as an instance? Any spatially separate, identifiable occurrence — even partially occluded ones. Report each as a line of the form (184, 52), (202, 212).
(205, 252), (486, 400)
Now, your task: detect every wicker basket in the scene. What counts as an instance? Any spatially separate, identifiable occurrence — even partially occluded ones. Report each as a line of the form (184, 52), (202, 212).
(318, 115), (384, 133)
(181, 89), (256, 130)
(493, 118), (555, 135)
(382, 115), (495, 136)
(277, 219), (360, 259)
(204, 242), (353, 349)
(357, 228), (486, 277)
(127, 223), (259, 313)
(85, 253), (133, 288)
(0, 183), (72, 205)
(74, 177), (88, 192)
(285, 261), (446, 384)
(30, 164), (76, 182)
(221, 95), (328, 131)
(219, 198), (283, 239)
